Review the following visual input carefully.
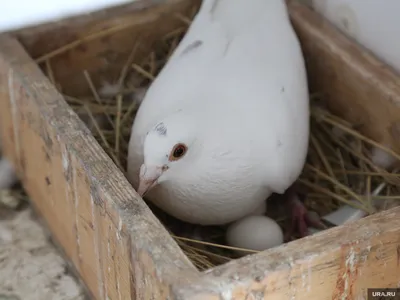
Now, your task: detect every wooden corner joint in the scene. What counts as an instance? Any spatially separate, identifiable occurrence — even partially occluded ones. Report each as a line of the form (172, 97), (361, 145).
(170, 206), (400, 300)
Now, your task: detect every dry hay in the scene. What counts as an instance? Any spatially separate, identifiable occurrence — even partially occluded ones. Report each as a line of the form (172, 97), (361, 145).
(34, 6), (400, 271)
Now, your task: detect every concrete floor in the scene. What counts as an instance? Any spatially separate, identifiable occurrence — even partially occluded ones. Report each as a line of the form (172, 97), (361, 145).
(0, 196), (86, 300)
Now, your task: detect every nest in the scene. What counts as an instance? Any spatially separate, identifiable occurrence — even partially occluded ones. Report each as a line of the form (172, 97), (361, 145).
(33, 7), (400, 271)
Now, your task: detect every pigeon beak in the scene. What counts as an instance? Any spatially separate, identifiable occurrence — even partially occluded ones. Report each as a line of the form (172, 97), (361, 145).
(137, 164), (166, 197)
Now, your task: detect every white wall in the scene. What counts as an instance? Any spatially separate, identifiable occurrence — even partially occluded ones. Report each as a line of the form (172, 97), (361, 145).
(1, 0), (138, 32)
(306, 0), (400, 74)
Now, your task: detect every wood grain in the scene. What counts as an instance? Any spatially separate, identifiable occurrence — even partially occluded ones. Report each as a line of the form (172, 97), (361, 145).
(288, 0), (400, 154)
(12, 0), (201, 98)
(178, 205), (400, 299)
(0, 34), (200, 299)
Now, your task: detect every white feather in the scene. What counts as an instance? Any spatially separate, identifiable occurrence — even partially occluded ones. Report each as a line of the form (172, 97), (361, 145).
(0, 159), (16, 190)
(127, 0), (309, 225)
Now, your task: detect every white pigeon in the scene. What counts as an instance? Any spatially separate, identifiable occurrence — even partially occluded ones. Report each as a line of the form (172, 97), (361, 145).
(127, 0), (319, 240)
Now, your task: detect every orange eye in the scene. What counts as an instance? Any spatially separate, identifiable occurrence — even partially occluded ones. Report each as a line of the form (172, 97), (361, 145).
(169, 143), (187, 161)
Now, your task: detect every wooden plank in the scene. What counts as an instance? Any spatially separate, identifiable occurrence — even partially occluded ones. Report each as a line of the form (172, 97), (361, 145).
(178, 205), (400, 299)
(0, 34), (200, 299)
(11, 0), (201, 98)
(11, 0), (190, 57)
(288, 0), (400, 154)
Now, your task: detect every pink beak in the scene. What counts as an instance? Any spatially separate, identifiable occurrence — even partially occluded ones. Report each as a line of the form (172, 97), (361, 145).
(137, 164), (164, 197)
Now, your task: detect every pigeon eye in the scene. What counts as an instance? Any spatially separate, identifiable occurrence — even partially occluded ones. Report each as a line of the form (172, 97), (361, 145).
(169, 143), (187, 161)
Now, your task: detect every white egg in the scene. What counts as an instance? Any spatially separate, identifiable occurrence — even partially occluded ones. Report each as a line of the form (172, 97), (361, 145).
(226, 215), (284, 256)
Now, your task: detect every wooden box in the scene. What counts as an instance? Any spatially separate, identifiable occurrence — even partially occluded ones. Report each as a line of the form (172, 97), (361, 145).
(1, 0), (400, 299)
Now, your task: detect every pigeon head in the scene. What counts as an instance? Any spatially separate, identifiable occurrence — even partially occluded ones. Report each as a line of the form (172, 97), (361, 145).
(137, 113), (199, 197)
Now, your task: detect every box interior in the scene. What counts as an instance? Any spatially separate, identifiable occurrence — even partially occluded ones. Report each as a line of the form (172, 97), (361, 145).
(8, 0), (400, 274)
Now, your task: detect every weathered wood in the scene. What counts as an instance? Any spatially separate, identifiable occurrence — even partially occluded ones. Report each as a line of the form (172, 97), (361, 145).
(12, 0), (201, 98)
(1, 0), (400, 299)
(288, 0), (400, 154)
(177, 205), (400, 299)
(0, 34), (200, 300)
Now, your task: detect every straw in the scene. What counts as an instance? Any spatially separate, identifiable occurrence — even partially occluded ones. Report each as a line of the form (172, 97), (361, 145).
(36, 7), (400, 270)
